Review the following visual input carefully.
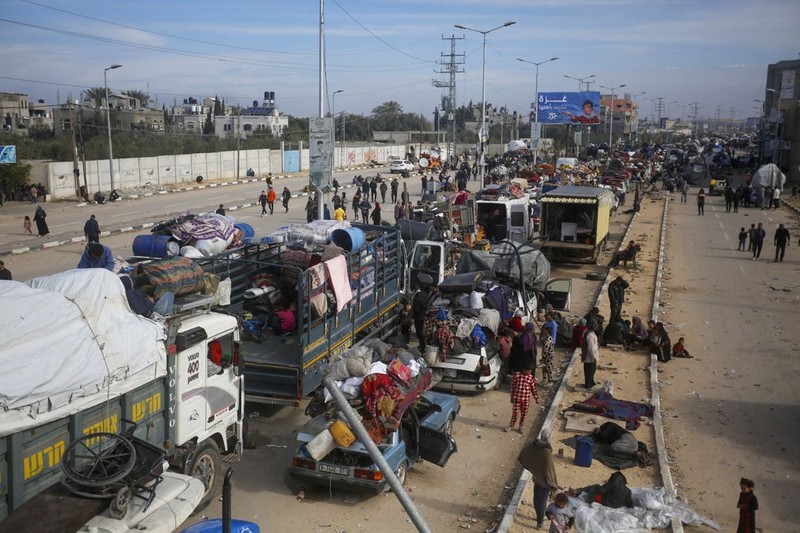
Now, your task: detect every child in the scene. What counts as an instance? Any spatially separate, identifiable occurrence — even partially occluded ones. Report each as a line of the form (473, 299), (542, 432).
(546, 492), (574, 533)
(23, 215), (32, 235)
(738, 227), (747, 251)
(737, 478), (758, 533)
(506, 365), (539, 434)
(672, 337), (693, 358)
(399, 297), (413, 343)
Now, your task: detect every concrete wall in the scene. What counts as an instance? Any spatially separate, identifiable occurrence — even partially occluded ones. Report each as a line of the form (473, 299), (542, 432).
(33, 144), (409, 200)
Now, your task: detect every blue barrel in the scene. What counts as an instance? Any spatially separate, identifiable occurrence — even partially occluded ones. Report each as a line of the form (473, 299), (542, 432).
(234, 223), (255, 240)
(574, 436), (594, 467)
(132, 234), (178, 258)
(331, 227), (366, 252)
(181, 519), (260, 533)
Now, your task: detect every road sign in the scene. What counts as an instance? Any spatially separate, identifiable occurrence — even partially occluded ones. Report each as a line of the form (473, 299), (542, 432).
(0, 145), (17, 164)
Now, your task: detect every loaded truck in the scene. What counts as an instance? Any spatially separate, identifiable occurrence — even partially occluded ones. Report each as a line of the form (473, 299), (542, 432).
(194, 221), (403, 407)
(0, 269), (244, 529)
(538, 185), (615, 263)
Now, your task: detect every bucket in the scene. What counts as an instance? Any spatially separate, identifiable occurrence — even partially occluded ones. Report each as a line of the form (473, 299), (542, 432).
(132, 234), (179, 258)
(574, 436), (594, 467)
(234, 223), (255, 240)
(307, 428), (336, 461)
(329, 420), (356, 447)
(424, 346), (440, 366)
(331, 227), (366, 252)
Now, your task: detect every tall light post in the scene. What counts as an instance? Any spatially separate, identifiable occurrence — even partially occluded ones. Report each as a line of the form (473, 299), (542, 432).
(104, 64), (122, 192)
(628, 91), (646, 142)
(766, 88), (782, 166)
(600, 83), (626, 148)
(563, 74), (596, 92)
(455, 20), (516, 185)
(331, 89), (343, 169)
(517, 56), (559, 165)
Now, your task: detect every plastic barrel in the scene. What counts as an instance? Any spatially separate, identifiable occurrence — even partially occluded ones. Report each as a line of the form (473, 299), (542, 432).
(331, 227), (366, 252)
(329, 420), (356, 447)
(395, 219), (434, 241)
(181, 519), (260, 533)
(234, 223), (255, 240)
(132, 234), (178, 258)
(574, 436), (594, 467)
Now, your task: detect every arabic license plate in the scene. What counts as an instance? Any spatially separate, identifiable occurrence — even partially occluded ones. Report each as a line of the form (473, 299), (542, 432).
(318, 463), (351, 476)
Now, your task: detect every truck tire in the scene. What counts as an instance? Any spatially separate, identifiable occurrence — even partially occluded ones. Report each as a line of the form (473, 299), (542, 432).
(185, 439), (222, 512)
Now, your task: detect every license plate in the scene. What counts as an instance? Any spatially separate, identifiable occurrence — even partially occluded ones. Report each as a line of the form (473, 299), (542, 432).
(318, 463), (351, 476)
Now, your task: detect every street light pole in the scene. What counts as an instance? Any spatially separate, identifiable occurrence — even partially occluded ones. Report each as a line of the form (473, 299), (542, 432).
(104, 64), (122, 193)
(628, 91), (645, 142)
(517, 57), (559, 166)
(455, 21), (516, 186)
(331, 89), (343, 169)
(563, 74), (596, 92)
(766, 88), (782, 166)
(600, 83), (626, 148)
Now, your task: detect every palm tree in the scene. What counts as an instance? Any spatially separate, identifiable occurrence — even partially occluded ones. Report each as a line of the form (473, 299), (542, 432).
(84, 87), (107, 107)
(125, 89), (150, 108)
(371, 101), (403, 117)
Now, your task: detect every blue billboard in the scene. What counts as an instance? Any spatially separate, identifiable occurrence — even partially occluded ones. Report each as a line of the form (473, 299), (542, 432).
(537, 92), (601, 125)
(0, 145), (16, 164)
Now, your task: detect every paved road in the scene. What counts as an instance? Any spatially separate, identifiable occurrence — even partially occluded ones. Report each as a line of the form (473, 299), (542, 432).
(659, 189), (800, 531)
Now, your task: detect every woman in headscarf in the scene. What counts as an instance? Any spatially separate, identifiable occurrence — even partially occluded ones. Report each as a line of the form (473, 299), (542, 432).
(508, 320), (537, 374)
(629, 316), (647, 343)
(33, 205), (49, 236)
(517, 427), (560, 530)
(539, 321), (554, 384)
(370, 202), (381, 225)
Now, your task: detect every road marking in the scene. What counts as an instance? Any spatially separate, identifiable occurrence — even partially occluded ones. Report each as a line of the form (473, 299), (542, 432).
(738, 264), (745, 274)
(714, 213), (719, 219)
(718, 222), (724, 229)
(724, 233), (730, 241)
(767, 216), (774, 222)
(50, 222), (80, 228)
(164, 202), (187, 207)
(111, 211), (138, 218)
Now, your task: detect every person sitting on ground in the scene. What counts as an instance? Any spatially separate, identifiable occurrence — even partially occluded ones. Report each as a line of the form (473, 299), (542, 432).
(545, 492), (575, 533)
(601, 319), (628, 347)
(672, 337), (693, 358)
(583, 307), (605, 337)
(570, 471), (634, 510)
(592, 422), (644, 462)
(77, 242), (115, 271)
(109, 189), (120, 202)
(629, 316), (648, 344)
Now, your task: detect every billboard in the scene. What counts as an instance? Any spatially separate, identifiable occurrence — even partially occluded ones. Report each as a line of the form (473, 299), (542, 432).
(0, 145), (16, 164)
(537, 92), (601, 125)
(308, 117), (333, 189)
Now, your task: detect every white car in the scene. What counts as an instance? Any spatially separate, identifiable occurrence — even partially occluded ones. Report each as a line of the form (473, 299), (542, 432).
(389, 159), (414, 173)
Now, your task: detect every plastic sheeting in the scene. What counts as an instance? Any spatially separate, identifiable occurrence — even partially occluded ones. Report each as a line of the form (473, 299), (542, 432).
(570, 487), (720, 532)
(0, 269), (166, 436)
(456, 240), (551, 291)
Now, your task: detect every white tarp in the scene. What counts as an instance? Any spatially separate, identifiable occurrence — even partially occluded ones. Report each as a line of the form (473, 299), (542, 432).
(0, 269), (166, 436)
(753, 163), (786, 190)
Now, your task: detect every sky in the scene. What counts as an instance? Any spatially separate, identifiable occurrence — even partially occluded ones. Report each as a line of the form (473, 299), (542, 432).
(1, 0), (799, 124)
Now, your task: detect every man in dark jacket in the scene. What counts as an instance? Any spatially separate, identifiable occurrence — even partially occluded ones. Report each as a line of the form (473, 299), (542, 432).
(83, 214), (101, 243)
(607, 276), (630, 322)
(774, 223), (790, 262)
(412, 273), (434, 351)
(752, 223), (766, 260)
(518, 428), (560, 530)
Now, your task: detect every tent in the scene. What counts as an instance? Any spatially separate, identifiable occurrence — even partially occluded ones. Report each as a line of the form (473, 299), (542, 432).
(753, 163), (786, 190)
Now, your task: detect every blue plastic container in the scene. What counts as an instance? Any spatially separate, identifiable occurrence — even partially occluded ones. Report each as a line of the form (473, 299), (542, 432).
(331, 227), (366, 252)
(132, 234), (177, 258)
(181, 519), (260, 533)
(234, 223), (255, 240)
(574, 436), (594, 467)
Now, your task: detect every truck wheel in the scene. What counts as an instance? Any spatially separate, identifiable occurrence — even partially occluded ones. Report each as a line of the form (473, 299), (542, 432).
(186, 440), (222, 512)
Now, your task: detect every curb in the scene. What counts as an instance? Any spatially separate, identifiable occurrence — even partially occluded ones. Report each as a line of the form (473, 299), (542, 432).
(499, 209), (640, 532)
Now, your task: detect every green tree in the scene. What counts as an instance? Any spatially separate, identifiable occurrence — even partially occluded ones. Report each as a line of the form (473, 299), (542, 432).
(125, 89), (150, 108)
(372, 101), (403, 117)
(203, 110), (214, 135)
(213, 96), (224, 116)
(0, 161), (32, 194)
(84, 87), (106, 107)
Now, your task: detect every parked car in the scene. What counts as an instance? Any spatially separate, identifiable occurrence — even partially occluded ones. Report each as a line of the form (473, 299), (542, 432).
(389, 159), (415, 173)
(290, 391), (459, 493)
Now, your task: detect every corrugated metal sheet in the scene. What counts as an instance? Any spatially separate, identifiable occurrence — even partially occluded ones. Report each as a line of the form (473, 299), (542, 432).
(540, 196), (597, 204)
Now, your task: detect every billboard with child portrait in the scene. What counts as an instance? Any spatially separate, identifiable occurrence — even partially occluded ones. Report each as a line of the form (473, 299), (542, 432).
(537, 92), (601, 125)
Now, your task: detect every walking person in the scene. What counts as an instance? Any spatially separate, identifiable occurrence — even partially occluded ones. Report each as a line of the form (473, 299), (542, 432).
(747, 223), (756, 251)
(332, 177), (340, 194)
(370, 202), (381, 225)
(772, 187), (781, 209)
(390, 178), (399, 203)
(351, 191), (361, 220)
(724, 186), (733, 213)
(736, 478), (758, 533)
(359, 197), (371, 224)
(83, 214), (101, 243)
(733, 186), (740, 213)
(394, 201), (406, 222)
(258, 190), (268, 217)
(369, 177), (378, 202)
(774, 223), (790, 262)
(33, 205), (49, 237)
(412, 273), (433, 351)
(23, 215), (32, 236)
(506, 364), (539, 434)
(738, 227), (747, 251)
(539, 322), (555, 385)
(30, 185), (38, 204)
(266, 187), (276, 215)
(517, 428), (560, 531)
(752, 223), (766, 260)
(379, 180), (388, 203)
(680, 182), (688, 204)
(696, 188), (705, 215)
(581, 321), (599, 388)
(281, 187), (291, 213)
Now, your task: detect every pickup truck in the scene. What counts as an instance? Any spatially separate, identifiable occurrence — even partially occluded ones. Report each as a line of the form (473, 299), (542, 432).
(0, 269), (244, 527)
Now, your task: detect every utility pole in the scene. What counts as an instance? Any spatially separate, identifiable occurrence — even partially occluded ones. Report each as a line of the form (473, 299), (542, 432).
(655, 97), (665, 128)
(433, 34), (464, 164)
(68, 98), (81, 199)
